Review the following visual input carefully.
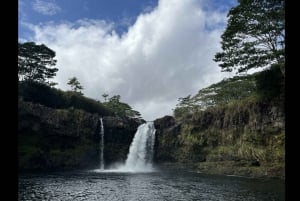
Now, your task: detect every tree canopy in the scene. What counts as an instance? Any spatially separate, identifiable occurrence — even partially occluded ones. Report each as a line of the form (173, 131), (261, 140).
(67, 77), (84, 94)
(214, 0), (285, 76)
(18, 42), (58, 84)
(102, 93), (109, 102)
(103, 95), (142, 119)
(173, 74), (258, 117)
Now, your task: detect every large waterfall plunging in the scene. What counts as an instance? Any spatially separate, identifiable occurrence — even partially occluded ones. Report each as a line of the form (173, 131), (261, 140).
(120, 122), (156, 172)
(93, 121), (156, 173)
(100, 118), (104, 170)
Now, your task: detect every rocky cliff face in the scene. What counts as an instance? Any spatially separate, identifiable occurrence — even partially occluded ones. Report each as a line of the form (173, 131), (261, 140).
(154, 100), (285, 178)
(102, 116), (145, 165)
(18, 99), (144, 171)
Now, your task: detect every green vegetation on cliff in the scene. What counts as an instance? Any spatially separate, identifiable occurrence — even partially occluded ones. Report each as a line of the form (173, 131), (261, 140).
(18, 98), (143, 171)
(19, 81), (110, 116)
(158, 0), (285, 177)
(18, 41), (142, 119)
(155, 95), (285, 178)
(18, 42), (144, 171)
(156, 63), (285, 179)
(167, 0), (287, 177)
(18, 99), (100, 170)
(174, 64), (284, 118)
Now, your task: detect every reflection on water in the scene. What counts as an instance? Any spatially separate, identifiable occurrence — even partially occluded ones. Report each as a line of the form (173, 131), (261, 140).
(18, 170), (284, 201)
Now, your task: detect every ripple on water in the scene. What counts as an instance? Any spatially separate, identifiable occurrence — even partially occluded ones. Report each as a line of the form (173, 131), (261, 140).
(18, 171), (284, 201)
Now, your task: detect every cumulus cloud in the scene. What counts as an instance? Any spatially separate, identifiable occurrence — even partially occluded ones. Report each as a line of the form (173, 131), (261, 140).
(32, 0), (61, 15)
(25, 0), (232, 120)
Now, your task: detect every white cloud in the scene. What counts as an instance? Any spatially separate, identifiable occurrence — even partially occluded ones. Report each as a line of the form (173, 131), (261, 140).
(121, 17), (135, 28)
(142, 0), (156, 13)
(32, 0), (61, 15)
(25, 0), (232, 121)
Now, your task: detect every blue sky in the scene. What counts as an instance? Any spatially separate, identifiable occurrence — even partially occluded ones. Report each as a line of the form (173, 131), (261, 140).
(19, 0), (159, 39)
(19, 0), (236, 39)
(19, 0), (237, 120)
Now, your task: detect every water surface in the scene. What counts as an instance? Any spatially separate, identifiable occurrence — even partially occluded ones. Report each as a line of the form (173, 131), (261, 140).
(18, 170), (284, 201)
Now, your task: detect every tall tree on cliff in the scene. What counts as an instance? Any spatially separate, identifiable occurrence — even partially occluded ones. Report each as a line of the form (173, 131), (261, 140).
(214, 0), (285, 76)
(67, 77), (84, 94)
(18, 42), (59, 85)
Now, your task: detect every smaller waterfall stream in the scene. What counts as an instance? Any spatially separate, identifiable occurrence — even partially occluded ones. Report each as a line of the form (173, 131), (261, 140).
(100, 118), (104, 170)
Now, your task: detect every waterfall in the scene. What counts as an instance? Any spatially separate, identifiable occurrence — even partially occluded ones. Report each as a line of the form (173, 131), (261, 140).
(121, 122), (156, 172)
(100, 118), (104, 170)
(92, 121), (156, 173)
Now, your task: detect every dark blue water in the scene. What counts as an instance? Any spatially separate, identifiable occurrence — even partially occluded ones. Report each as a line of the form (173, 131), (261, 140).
(18, 170), (284, 201)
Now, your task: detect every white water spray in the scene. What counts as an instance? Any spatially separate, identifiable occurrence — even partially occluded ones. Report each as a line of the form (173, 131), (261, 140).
(92, 121), (156, 173)
(119, 122), (156, 172)
(100, 118), (104, 170)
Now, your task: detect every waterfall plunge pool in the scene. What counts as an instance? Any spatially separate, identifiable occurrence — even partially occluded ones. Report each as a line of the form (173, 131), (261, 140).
(18, 170), (284, 201)
(19, 123), (284, 200)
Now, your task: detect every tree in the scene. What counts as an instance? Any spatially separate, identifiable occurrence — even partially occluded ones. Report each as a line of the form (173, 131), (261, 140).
(173, 74), (258, 117)
(18, 42), (58, 84)
(214, 0), (285, 76)
(173, 95), (195, 118)
(102, 93), (109, 102)
(103, 95), (142, 119)
(67, 77), (83, 93)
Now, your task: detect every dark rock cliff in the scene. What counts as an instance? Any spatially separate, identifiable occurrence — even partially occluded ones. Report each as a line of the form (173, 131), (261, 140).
(154, 100), (285, 178)
(102, 116), (145, 165)
(18, 99), (144, 171)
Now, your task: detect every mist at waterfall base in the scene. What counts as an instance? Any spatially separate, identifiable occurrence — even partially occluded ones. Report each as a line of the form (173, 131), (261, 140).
(94, 122), (156, 173)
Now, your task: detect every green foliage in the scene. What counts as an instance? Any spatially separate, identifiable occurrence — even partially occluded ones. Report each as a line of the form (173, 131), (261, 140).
(206, 146), (237, 162)
(63, 91), (110, 115)
(237, 142), (266, 161)
(18, 42), (142, 119)
(255, 64), (285, 100)
(174, 0), (286, 122)
(19, 81), (65, 108)
(264, 132), (285, 163)
(67, 77), (84, 94)
(18, 42), (58, 85)
(207, 133), (285, 163)
(103, 95), (142, 119)
(18, 82), (142, 119)
(18, 81), (110, 115)
(214, 0), (285, 75)
(174, 74), (257, 117)
(174, 64), (284, 118)
(196, 75), (257, 106)
(173, 95), (194, 117)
